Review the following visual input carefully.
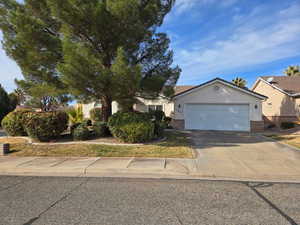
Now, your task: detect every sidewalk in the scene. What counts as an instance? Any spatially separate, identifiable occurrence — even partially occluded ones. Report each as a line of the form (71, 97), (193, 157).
(1, 156), (300, 183)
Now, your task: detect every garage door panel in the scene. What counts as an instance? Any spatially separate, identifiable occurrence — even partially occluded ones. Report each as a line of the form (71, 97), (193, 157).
(184, 104), (250, 131)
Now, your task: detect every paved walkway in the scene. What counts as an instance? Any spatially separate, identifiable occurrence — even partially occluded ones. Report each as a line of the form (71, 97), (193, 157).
(1, 131), (300, 182)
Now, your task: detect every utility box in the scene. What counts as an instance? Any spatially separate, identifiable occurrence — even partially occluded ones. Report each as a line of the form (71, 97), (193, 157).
(0, 143), (10, 155)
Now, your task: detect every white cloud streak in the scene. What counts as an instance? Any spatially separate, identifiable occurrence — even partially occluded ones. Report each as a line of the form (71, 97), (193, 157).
(174, 3), (300, 83)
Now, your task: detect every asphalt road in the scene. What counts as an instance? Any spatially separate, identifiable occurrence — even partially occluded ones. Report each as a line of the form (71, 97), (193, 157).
(0, 176), (299, 225)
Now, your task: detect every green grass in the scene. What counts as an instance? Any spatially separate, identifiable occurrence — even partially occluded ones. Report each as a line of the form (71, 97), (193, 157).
(1, 131), (194, 158)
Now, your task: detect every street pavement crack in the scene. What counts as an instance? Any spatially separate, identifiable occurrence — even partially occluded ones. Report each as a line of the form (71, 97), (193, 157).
(22, 178), (89, 225)
(245, 182), (298, 225)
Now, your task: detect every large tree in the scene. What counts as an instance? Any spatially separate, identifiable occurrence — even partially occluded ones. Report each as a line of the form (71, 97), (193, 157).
(0, 0), (180, 121)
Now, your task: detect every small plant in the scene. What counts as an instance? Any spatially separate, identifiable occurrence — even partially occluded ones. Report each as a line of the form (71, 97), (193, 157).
(66, 104), (84, 125)
(73, 124), (90, 141)
(24, 111), (68, 142)
(92, 121), (109, 137)
(1, 109), (32, 136)
(280, 122), (295, 130)
(90, 108), (102, 121)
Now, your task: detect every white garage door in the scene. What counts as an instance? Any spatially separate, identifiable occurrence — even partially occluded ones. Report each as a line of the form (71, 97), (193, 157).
(184, 104), (250, 131)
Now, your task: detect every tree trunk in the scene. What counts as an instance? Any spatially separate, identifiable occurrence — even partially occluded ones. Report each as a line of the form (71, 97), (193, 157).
(101, 96), (112, 122)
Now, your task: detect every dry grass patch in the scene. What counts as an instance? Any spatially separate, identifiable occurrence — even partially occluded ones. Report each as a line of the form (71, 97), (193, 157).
(3, 131), (194, 158)
(265, 134), (300, 150)
(0, 137), (28, 144)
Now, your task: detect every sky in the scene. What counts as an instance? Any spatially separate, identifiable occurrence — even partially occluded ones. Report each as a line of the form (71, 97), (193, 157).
(1, 0), (300, 93)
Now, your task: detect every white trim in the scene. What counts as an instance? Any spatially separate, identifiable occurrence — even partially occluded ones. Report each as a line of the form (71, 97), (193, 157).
(252, 77), (300, 97)
(174, 79), (267, 100)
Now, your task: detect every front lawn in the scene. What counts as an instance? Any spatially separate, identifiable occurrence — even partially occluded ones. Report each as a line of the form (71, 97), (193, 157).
(0, 131), (194, 158)
(265, 134), (300, 150)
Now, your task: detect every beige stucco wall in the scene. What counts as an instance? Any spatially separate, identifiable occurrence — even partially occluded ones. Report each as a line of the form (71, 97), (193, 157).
(173, 81), (263, 121)
(82, 101), (119, 118)
(82, 98), (173, 118)
(253, 80), (299, 117)
(134, 97), (174, 117)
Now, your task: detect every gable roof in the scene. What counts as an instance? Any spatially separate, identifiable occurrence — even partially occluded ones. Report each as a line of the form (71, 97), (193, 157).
(174, 85), (195, 95)
(254, 76), (300, 96)
(173, 77), (267, 100)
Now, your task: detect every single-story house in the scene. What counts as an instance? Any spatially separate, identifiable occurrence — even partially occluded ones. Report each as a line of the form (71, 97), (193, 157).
(83, 78), (267, 132)
(252, 76), (300, 126)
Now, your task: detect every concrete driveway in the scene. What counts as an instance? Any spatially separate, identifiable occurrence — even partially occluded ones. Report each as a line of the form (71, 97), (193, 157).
(190, 131), (300, 180)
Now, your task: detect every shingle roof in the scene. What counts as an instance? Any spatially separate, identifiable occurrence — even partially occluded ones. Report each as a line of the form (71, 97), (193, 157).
(260, 76), (300, 95)
(174, 85), (195, 95)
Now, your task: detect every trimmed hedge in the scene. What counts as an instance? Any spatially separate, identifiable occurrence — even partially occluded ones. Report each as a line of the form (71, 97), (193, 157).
(24, 111), (68, 142)
(108, 111), (152, 128)
(92, 121), (109, 137)
(116, 122), (154, 143)
(90, 108), (102, 121)
(73, 124), (90, 141)
(1, 109), (32, 136)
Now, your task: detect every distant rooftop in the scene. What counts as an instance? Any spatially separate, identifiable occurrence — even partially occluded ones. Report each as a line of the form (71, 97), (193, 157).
(261, 76), (300, 94)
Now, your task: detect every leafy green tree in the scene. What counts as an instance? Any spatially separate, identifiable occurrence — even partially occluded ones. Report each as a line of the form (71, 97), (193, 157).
(0, 0), (180, 121)
(284, 65), (300, 76)
(8, 92), (18, 111)
(232, 77), (247, 88)
(0, 83), (11, 123)
(0, 0), (69, 111)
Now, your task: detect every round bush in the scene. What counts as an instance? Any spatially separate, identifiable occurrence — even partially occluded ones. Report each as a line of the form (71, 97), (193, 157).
(73, 124), (90, 141)
(90, 108), (102, 121)
(92, 121), (109, 137)
(24, 111), (68, 142)
(1, 109), (31, 136)
(117, 122), (154, 143)
(154, 122), (165, 138)
(108, 111), (152, 129)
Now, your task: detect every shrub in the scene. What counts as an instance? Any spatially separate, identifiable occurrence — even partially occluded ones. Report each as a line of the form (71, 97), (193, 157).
(154, 122), (165, 138)
(163, 116), (173, 129)
(149, 110), (165, 122)
(108, 111), (152, 128)
(82, 119), (92, 126)
(280, 122), (295, 130)
(66, 105), (83, 124)
(92, 121), (109, 137)
(90, 108), (102, 121)
(1, 109), (31, 136)
(73, 124), (90, 141)
(116, 122), (154, 143)
(24, 111), (68, 142)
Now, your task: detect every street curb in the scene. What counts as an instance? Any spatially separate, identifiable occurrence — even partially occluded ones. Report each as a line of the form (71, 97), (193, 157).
(1, 171), (300, 184)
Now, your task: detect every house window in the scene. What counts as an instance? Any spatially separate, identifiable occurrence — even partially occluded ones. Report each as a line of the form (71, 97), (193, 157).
(94, 101), (102, 108)
(148, 105), (163, 111)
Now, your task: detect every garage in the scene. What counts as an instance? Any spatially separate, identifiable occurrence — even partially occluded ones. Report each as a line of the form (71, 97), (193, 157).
(184, 104), (250, 131)
(172, 78), (267, 132)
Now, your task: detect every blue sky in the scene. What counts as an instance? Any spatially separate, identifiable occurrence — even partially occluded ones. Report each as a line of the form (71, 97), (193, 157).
(1, 0), (300, 92)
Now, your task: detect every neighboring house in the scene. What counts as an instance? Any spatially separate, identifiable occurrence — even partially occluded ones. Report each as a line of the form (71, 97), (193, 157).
(83, 77), (267, 132)
(252, 76), (300, 126)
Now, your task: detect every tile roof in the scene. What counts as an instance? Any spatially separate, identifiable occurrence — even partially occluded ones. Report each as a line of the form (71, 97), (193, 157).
(260, 76), (300, 95)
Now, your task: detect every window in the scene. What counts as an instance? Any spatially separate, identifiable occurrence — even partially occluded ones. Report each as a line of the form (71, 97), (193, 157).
(94, 101), (102, 108)
(148, 105), (163, 111)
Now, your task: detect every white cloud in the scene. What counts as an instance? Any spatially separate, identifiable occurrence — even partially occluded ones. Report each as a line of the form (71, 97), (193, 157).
(174, 3), (300, 83)
(173, 0), (239, 14)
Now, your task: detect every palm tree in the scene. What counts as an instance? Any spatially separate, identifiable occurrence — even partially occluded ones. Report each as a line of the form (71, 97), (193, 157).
(284, 65), (300, 76)
(232, 77), (247, 88)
